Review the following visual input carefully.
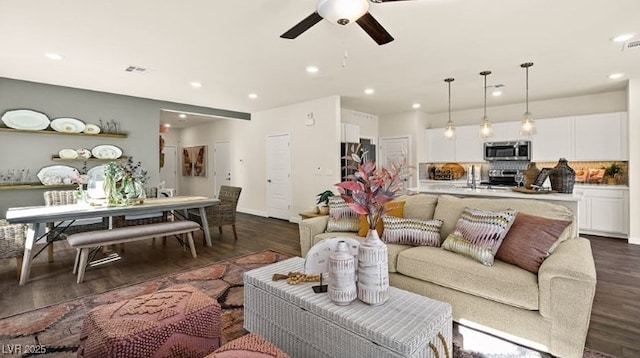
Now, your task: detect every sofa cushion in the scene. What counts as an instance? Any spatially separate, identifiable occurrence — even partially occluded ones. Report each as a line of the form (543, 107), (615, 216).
(396, 246), (539, 310)
(496, 212), (572, 273)
(357, 201), (406, 237)
(394, 194), (439, 220)
(441, 207), (517, 266)
(382, 216), (443, 247)
(326, 196), (359, 233)
(433, 195), (576, 246)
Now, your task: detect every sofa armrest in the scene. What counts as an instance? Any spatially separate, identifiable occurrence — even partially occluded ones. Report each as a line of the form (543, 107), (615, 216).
(298, 216), (329, 256)
(538, 237), (596, 357)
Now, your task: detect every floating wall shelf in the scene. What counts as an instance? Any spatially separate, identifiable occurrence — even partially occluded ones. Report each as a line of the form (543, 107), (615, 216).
(0, 127), (127, 138)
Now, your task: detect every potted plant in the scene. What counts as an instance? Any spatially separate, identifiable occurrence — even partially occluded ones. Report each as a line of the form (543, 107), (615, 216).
(315, 190), (334, 215)
(602, 162), (622, 185)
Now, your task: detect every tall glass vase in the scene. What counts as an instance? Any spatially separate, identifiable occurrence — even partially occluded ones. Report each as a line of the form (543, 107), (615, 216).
(357, 229), (389, 305)
(104, 175), (120, 206)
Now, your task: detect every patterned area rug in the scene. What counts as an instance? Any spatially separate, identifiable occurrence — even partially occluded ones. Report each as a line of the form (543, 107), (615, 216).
(0, 250), (617, 358)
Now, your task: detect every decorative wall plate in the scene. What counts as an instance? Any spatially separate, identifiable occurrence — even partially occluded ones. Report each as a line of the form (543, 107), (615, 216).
(87, 165), (106, 178)
(1, 109), (50, 130)
(76, 148), (92, 159)
(58, 148), (79, 159)
(91, 145), (122, 159)
(84, 124), (101, 134)
(37, 165), (79, 185)
(50, 117), (86, 133)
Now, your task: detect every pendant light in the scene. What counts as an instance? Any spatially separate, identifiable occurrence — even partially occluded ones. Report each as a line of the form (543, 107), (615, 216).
(479, 70), (493, 139)
(443, 78), (456, 140)
(519, 62), (536, 136)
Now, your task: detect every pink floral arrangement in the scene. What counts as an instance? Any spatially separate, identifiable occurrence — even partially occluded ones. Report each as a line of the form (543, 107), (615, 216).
(335, 145), (411, 231)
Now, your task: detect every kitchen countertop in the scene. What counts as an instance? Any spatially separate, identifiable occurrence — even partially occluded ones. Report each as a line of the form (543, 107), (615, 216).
(410, 183), (584, 202)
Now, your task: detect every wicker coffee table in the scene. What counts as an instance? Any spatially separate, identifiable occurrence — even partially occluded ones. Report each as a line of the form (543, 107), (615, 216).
(244, 257), (452, 358)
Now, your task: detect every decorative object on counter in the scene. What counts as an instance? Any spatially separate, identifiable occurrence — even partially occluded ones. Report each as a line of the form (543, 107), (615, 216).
(304, 237), (360, 294)
(549, 158), (575, 193)
(524, 163), (540, 189)
(328, 240), (357, 306)
(315, 190), (335, 215)
(443, 77), (456, 140)
(519, 62), (537, 136)
(336, 145), (412, 305)
(532, 167), (552, 189)
(50, 117), (86, 133)
(0, 109), (50, 131)
(514, 171), (525, 188)
(478, 70), (493, 139)
(602, 162), (622, 185)
(512, 187), (555, 194)
(103, 158), (149, 205)
(440, 163), (466, 180)
(586, 168), (604, 184)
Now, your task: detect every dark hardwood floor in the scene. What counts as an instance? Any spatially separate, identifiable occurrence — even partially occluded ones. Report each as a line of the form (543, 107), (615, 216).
(0, 214), (638, 357)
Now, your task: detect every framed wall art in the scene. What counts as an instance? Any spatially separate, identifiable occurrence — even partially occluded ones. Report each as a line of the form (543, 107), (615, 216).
(182, 145), (207, 177)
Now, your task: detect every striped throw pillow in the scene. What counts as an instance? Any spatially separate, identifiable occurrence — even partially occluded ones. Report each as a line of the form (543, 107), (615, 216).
(381, 216), (443, 247)
(441, 207), (517, 266)
(326, 196), (360, 233)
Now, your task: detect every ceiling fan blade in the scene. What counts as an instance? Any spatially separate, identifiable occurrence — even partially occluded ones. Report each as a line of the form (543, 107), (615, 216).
(356, 12), (394, 45)
(280, 12), (323, 39)
(369, 0), (414, 2)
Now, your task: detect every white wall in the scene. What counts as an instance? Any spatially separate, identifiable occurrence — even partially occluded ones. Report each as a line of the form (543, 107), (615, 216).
(180, 96), (342, 221)
(341, 108), (379, 141)
(627, 80), (639, 245)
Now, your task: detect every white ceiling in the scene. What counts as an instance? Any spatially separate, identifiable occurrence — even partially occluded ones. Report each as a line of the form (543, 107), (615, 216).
(1, 0), (638, 128)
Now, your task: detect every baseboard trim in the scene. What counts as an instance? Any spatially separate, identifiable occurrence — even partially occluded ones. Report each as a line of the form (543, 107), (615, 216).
(238, 208), (268, 217)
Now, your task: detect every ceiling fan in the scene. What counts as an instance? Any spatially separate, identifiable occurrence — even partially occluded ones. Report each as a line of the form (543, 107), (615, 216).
(280, 0), (412, 45)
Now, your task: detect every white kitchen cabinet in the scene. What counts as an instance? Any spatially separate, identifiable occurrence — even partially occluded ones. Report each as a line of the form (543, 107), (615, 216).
(491, 121), (525, 142)
(573, 112), (627, 161)
(453, 125), (484, 162)
(341, 123), (360, 143)
(425, 128), (454, 163)
(532, 116), (573, 161)
(576, 186), (628, 238)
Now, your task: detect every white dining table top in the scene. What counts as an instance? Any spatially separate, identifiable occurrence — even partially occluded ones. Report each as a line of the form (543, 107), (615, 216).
(6, 196), (219, 224)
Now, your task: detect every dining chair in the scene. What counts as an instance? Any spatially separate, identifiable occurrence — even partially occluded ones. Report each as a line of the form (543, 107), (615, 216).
(0, 220), (26, 279)
(43, 190), (109, 263)
(189, 185), (242, 241)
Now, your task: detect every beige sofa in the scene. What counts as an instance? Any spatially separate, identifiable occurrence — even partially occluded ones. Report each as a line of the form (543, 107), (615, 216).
(298, 194), (597, 358)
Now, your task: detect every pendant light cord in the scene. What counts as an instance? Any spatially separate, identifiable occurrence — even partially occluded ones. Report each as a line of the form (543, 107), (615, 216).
(525, 65), (529, 113)
(483, 74), (487, 118)
(448, 81), (451, 122)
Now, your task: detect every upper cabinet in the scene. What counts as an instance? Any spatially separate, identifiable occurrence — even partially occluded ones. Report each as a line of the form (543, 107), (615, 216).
(532, 116), (573, 162)
(453, 125), (484, 162)
(341, 123), (360, 143)
(491, 121), (525, 142)
(425, 128), (454, 163)
(573, 112), (628, 161)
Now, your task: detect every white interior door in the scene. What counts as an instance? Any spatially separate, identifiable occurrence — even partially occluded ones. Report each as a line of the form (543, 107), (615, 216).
(159, 145), (178, 194)
(267, 134), (291, 220)
(379, 136), (412, 189)
(214, 141), (231, 198)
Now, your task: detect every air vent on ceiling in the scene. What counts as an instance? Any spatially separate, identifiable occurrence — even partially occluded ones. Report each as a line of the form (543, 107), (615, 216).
(125, 66), (147, 73)
(622, 40), (640, 51)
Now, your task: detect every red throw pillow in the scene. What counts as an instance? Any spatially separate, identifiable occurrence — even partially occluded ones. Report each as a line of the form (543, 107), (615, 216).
(357, 201), (405, 237)
(495, 212), (571, 273)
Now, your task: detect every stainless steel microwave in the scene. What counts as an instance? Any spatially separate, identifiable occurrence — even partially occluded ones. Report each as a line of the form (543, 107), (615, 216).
(483, 141), (531, 161)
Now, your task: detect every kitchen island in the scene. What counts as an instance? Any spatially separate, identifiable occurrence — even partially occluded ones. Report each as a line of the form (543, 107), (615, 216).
(409, 182), (584, 223)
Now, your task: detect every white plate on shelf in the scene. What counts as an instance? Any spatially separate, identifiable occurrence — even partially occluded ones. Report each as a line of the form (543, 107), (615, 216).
(1, 109), (50, 130)
(50, 117), (86, 133)
(58, 148), (78, 159)
(91, 145), (122, 159)
(84, 124), (101, 134)
(76, 148), (92, 159)
(37, 165), (79, 185)
(87, 165), (106, 178)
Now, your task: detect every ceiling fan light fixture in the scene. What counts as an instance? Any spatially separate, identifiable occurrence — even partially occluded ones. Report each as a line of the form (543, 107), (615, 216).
(318, 0), (369, 25)
(444, 77), (456, 140)
(519, 62), (536, 136)
(478, 71), (493, 139)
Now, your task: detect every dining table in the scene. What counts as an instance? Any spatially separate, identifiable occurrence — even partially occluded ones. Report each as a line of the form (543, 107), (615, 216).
(5, 195), (219, 285)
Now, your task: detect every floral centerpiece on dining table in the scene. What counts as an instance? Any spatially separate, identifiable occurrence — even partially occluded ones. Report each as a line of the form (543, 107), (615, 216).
(103, 157), (149, 206)
(335, 144), (412, 305)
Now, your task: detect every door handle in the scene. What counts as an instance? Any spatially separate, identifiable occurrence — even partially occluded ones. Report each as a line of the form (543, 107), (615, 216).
(267, 179), (272, 183)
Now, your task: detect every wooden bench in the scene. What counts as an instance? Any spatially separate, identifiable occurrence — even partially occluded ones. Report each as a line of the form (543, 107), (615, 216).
(67, 220), (201, 283)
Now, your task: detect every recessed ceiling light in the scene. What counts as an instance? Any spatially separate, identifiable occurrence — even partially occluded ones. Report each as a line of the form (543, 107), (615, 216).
(45, 53), (63, 61)
(164, 124), (171, 128)
(364, 88), (375, 95)
(612, 33), (635, 43)
(190, 81), (203, 88)
(248, 93), (258, 99)
(306, 65), (319, 73)
(608, 73), (624, 79)
(412, 103), (421, 109)
(491, 89), (503, 97)
(179, 114), (187, 119)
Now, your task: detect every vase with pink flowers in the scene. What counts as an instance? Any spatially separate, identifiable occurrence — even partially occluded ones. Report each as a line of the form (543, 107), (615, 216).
(335, 145), (411, 305)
